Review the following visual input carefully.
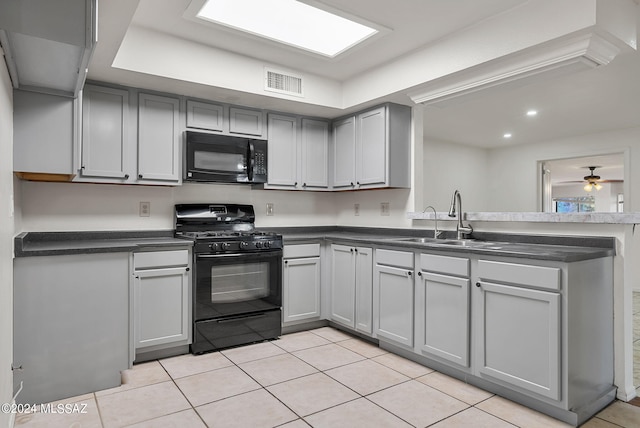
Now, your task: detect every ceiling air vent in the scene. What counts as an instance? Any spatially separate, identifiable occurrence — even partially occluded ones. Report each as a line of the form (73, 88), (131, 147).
(265, 68), (304, 97)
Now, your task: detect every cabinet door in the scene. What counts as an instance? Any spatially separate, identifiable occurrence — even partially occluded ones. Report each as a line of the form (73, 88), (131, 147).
(357, 106), (386, 186)
(186, 100), (225, 131)
(283, 257), (321, 323)
(300, 118), (329, 189)
(418, 272), (470, 367)
(331, 244), (356, 328)
(477, 281), (561, 400)
(138, 93), (180, 182)
(81, 85), (129, 179)
(375, 264), (414, 347)
(355, 247), (373, 335)
(134, 267), (190, 349)
(267, 114), (299, 187)
(332, 116), (356, 189)
(230, 107), (264, 136)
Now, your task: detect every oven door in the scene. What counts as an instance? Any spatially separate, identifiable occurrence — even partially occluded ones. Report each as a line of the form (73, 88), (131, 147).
(194, 250), (282, 322)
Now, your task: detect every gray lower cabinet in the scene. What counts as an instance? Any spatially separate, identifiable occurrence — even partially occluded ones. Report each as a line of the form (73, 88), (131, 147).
(473, 257), (614, 425)
(132, 249), (191, 359)
(330, 244), (373, 334)
(415, 253), (470, 368)
(374, 249), (414, 347)
(13, 253), (130, 404)
(283, 244), (321, 324)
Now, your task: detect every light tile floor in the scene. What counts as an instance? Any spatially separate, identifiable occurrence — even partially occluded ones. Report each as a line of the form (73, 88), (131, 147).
(14, 327), (640, 428)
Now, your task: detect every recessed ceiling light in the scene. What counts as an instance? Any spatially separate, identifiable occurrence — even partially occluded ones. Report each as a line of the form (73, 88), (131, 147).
(526, 110), (538, 117)
(503, 133), (512, 139)
(196, 0), (379, 58)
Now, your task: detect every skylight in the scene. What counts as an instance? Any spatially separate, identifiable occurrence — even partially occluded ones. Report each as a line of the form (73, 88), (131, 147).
(196, 0), (379, 58)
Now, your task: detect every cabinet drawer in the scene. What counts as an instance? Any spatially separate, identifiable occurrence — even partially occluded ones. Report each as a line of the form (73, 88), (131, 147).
(284, 243), (320, 259)
(420, 253), (469, 277)
(478, 260), (560, 291)
(134, 250), (189, 270)
(376, 249), (413, 269)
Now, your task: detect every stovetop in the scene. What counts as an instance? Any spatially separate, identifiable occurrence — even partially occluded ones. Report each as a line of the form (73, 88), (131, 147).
(176, 230), (279, 240)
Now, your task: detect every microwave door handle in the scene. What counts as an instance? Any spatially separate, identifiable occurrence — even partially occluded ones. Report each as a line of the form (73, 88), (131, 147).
(248, 141), (255, 182)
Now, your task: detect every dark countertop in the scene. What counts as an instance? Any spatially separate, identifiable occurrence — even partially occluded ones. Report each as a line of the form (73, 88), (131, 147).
(263, 226), (616, 263)
(15, 230), (193, 257)
(14, 227), (616, 262)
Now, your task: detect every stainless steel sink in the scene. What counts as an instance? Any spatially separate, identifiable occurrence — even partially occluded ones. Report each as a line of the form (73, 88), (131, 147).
(396, 237), (505, 250)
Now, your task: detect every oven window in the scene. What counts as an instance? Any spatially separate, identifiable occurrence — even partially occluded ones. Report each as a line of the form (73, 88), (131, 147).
(194, 150), (246, 172)
(210, 262), (269, 303)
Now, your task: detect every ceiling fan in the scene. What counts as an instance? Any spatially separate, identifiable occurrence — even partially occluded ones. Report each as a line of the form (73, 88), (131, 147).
(583, 166), (603, 191)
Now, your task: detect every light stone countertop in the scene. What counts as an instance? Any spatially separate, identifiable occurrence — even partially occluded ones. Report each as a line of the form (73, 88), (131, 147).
(407, 211), (640, 224)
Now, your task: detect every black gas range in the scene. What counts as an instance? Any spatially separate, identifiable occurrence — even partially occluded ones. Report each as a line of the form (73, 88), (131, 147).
(175, 204), (283, 354)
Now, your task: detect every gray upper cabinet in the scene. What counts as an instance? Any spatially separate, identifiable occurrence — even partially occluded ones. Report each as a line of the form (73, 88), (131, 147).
(80, 85), (130, 180)
(13, 89), (78, 180)
(416, 253), (471, 368)
(300, 118), (329, 188)
(332, 103), (411, 190)
(229, 107), (265, 137)
(266, 114), (329, 190)
(186, 100), (225, 132)
(138, 93), (181, 183)
(267, 114), (298, 188)
(332, 116), (357, 189)
(76, 85), (182, 185)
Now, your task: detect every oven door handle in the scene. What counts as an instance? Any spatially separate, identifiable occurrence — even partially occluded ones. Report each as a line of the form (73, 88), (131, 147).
(196, 251), (282, 260)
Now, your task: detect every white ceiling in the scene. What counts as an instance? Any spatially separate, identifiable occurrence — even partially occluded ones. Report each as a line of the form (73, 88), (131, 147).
(89, 0), (640, 159)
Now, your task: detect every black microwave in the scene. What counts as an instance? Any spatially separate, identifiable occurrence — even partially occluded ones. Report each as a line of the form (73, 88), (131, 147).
(184, 131), (268, 184)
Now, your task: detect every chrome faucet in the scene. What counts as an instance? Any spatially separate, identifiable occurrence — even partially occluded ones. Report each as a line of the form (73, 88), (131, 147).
(448, 190), (473, 240)
(422, 206), (444, 239)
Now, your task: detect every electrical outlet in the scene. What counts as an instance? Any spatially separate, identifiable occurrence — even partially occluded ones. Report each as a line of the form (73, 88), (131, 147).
(266, 202), (274, 216)
(380, 202), (390, 216)
(354, 203), (360, 216)
(139, 201), (150, 217)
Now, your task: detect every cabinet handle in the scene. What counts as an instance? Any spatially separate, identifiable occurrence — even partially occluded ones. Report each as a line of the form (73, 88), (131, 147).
(186, 267), (190, 272)
(294, 182), (298, 187)
(284, 260), (288, 265)
(138, 174), (143, 179)
(350, 182), (354, 186)
(350, 248), (354, 253)
(408, 271), (412, 276)
(356, 181), (360, 185)
(124, 174), (129, 179)
(303, 183), (307, 187)
(476, 282), (481, 288)
(418, 272), (422, 277)
(354, 248), (358, 253)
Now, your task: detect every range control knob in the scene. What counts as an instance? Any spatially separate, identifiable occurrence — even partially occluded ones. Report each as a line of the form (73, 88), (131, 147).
(209, 243), (219, 251)
(220, 242), (231, 251)
(239, 241), (249, 250)
(255, 242), (263, 249)
(263, 241), (271, 249)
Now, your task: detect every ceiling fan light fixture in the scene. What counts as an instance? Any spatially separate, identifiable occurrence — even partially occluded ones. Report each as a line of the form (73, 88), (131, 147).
(584, 183), (593, 192)
(594, 182), (602, 191)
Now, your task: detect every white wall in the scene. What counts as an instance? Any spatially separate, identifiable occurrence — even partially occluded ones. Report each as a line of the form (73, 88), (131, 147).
(18, 181), (392, 232)
(0, 55), (14, 427)
(486, 127), (640, 211)
(422, 139), (490, 212)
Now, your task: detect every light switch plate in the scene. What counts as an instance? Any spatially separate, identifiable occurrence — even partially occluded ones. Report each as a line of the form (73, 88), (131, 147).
(266, 203), (274, 216)
(354, 203), (360, 216)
